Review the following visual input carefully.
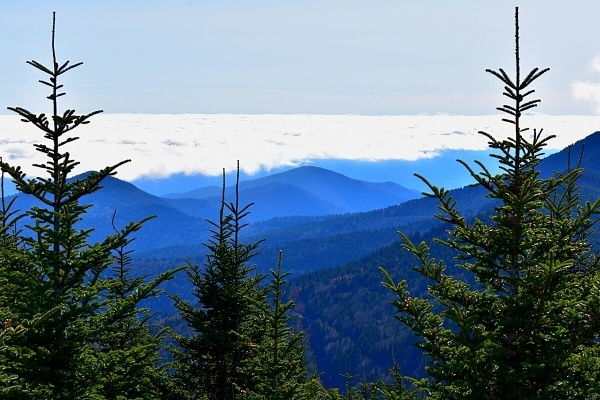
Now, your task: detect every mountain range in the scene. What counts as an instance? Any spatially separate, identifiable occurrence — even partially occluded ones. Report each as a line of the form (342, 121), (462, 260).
(163, 165), (421, 216)
(5, 130), (600, 388)
(5, 166), (420, 255)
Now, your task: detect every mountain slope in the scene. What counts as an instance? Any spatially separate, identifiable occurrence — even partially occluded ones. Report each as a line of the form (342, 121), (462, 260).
(5, 165), (423, 254)
(7, 174), (215, 252)
(280, 130), (600, 388)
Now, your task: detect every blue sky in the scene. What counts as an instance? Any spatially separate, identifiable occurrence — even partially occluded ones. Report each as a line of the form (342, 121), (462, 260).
(2, 2), (600, 195)
(2, 1), (600, 115)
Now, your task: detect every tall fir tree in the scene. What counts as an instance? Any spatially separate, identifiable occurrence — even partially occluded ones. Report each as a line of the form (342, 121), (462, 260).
(243, 251), (314, 400)
(170, 177), (322, 399)
(170, 163), (266, 400)
(382, 8), (600, 399)
(0, 12), (179, 398)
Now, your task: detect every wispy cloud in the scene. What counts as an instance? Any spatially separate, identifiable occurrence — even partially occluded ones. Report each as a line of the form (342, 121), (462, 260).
(572, 81), (600, 114)
(571, 54), (600, 114)
(0, 113), (598, 182)
(4, 147), (31, 161)
(588, 54), (600, 73)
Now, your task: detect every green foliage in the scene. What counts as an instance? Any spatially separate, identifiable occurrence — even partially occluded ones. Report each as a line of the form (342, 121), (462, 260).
(0, 174), (40, 395)
(169, 166), (328, 399)
(81, 212), (184, 399)
(0, 13), (179, 398)
(243, 251), (314, 399)
(170, 166), (267, 399)
(382, 8), (600, 399)
(308, 360), (419, 400)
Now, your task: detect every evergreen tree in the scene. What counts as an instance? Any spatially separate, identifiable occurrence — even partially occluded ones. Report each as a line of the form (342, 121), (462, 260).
(170, 164), (266, 400)
(374, 360), (420, 400)
(79, 212), (183, 399)
(382, 8), (600, 399)
(0, 159), (38, 395)
(243, 251), (314, 400)
(319, 362), (417, 400)
(0, 13), (178, 398)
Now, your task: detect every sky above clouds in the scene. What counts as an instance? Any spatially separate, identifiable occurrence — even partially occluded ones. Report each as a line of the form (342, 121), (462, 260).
(1, 1), (600, 192)
(2, 1), (600, 115)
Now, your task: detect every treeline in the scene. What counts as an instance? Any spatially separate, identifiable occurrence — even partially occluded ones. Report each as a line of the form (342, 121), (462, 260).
(3, 8), (600, 400)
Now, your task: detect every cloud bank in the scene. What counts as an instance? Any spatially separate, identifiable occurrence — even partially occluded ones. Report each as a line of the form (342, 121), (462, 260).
(0, 113), (598, 182)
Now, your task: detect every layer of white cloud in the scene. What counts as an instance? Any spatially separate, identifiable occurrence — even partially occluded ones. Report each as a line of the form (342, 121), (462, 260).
(0, 113), (598, 182)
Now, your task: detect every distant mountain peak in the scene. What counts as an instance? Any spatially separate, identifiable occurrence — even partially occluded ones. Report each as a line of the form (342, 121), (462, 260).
(162, 165), (421, 215)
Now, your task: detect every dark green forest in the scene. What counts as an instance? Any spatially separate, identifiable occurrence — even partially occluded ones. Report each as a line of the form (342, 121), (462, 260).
(2, 8), (600, 399)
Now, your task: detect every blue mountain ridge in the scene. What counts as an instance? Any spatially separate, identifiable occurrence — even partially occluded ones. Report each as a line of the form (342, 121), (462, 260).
(5, 165), (421, 254)
(163, 165), (421, 213)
